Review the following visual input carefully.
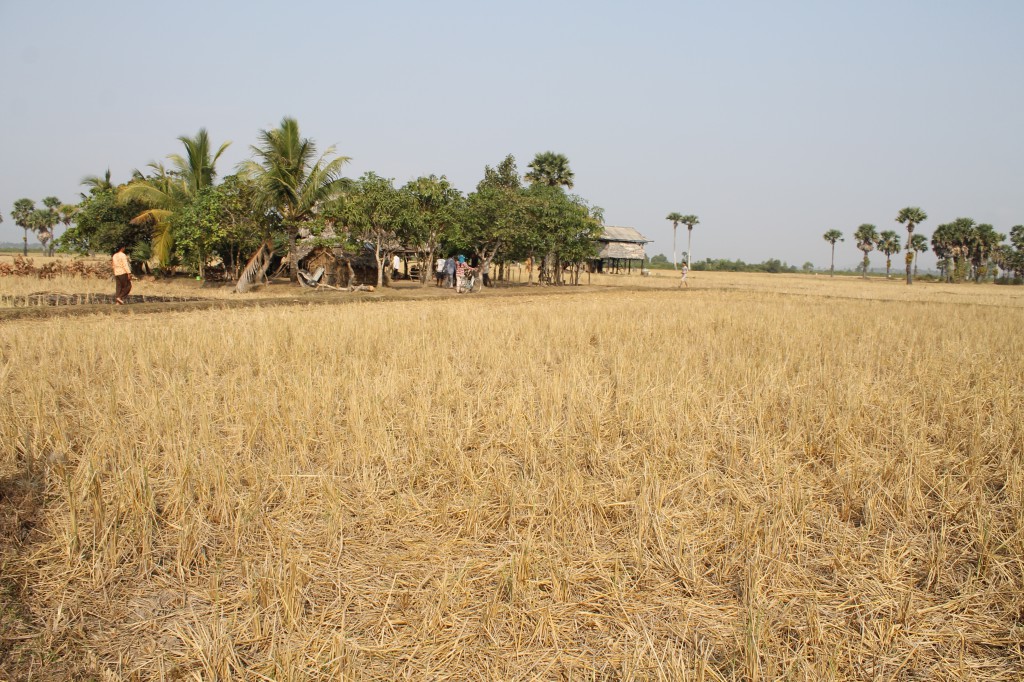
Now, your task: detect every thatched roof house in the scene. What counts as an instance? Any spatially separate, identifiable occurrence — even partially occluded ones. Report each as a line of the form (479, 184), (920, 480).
(593, 226), (650, 273)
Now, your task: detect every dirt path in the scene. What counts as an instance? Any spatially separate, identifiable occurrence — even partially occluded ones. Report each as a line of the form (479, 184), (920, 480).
(0, 282), (659, 323)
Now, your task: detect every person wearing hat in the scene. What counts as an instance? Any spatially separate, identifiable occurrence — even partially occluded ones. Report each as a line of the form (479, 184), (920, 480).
(112, 245), (132, 304)
(455, 255), (471, 293)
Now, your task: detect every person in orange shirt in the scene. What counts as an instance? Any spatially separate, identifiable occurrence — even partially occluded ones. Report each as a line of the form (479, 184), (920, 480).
(112, 245), (132, 304)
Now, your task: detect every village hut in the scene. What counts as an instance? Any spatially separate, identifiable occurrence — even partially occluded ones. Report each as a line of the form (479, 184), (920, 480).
(592, 226), (650, 274)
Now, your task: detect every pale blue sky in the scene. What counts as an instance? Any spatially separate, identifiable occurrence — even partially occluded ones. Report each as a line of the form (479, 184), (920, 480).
(2, 0), (1022, 269)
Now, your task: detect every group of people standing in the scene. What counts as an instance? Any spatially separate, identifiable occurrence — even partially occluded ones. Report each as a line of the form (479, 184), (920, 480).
(435, 255), (485, 293)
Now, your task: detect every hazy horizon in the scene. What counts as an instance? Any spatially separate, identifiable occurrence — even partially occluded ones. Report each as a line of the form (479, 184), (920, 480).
(3, 1), (1022, 271)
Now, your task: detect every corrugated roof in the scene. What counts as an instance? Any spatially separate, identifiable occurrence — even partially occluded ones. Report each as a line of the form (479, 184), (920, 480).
(598, 241), (647, 260)
(599, 226), (650, 243)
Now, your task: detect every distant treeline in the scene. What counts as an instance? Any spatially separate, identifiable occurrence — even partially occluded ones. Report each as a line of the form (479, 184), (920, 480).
(646, 254), (800, 273)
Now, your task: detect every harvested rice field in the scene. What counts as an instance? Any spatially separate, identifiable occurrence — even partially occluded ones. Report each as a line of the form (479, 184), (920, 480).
(1, 273), (1022, 680)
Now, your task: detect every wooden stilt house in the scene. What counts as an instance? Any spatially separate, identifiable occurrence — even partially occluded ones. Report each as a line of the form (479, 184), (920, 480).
(592, 226), (650, 274)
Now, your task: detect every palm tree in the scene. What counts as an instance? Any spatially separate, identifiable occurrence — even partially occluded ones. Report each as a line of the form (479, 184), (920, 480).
(80, 169), (114, 198)
(680, 215), (700, 267)
(853, 224), (879, 278)
(119, 129), (231, 266)
(29, 209), (56, 254)
(241, 117), (350, 282)
(11, 199), (35, 256)
(969, 224), (1004, 282)
(877, 230), (901, 278)
(823, 229), (843, 277)
(666, 212), (683, 269)
(41, 197), (61, 255)
(909, 233), (928, 277)
(895, 207), (927, 285)
(524, 151), (574, 189)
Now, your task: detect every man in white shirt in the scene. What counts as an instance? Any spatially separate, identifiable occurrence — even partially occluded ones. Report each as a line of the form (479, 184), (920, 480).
(435, 256), (445, 286)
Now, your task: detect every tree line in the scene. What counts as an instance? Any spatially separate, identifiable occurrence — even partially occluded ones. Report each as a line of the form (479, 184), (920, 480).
(823, 208), (1024, 284)
(9, 119), (604, 287)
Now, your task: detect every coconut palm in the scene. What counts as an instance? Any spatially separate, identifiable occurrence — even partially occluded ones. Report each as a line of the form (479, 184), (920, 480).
(11, 198), (35, 256)
(909, 233), (928, 277)
(80, 169), (114, 199)
(680, 215), (700, 267)
(822, 229), (843, 277)
(666, 212), (683, 269)
(119, 129), (231, 265)
(524, 152), (574, 189)
(877, 230), (901, 278)
(853, 224), (879, 278)
(895, 207), (927, 285)
(241, 117), (351, 282)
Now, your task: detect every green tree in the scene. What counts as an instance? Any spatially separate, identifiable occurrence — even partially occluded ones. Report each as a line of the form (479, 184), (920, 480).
(680, 215), (700, 267)
(212, 174), (273, 280)
(853, 223), (879, 278)
(895, 207), (927, 285)
(11, 199), (36, 256)
(877, 230), (901, 278)
(402, 175), (463, 284)
(1007, 225), (1024, 279)
(822, 229), (843, 277)
(60, 187), (150, 257)
(909, 233), (928, 277)
(341, 173), (413, 288)
(242, 117), (350, 282)
(666, 212), (683, 270)
(462, 155), (529, 281)
(169, 187), (225, 280)
(523, 186), (602, 285)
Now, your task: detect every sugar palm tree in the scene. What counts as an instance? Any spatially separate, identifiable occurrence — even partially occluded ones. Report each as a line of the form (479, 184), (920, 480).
(680, 215), (700, 267)
(877, 230), (901, 278)
(40, 197), (61, 255)
(524, 151), (574, 189)
(666, 212), (683, 269)
(853, 223), (879, 278)
(896, 207), (927, 285)
(29, 209), (56, 253)
(241, 117), (351, 282)
(969, 223), (1004, 282)
(909, 233), (928, 277)
(823, 229), (843, 277)
(11, 198), (35, 256)
(119, 129), (230, 265)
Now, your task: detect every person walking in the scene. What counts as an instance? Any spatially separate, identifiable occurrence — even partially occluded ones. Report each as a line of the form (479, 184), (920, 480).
(455, 255), (471, 293)
(443, 255), (456, 288)
(678, 263), (689, 289)
(112, 245), (132, 304)
(435, 255), (445, 286)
